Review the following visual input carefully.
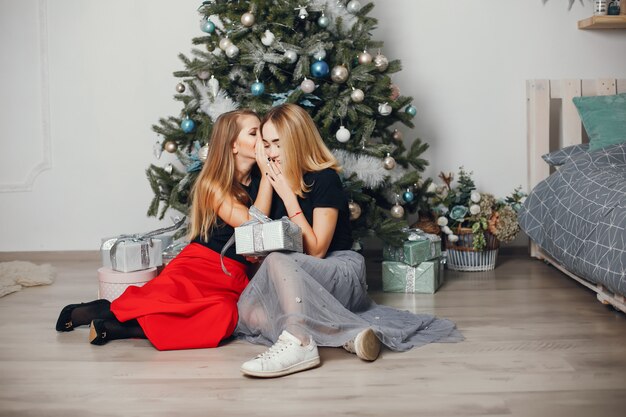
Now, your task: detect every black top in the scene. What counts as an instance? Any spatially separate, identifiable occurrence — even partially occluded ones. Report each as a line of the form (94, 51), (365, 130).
(192, 172), (261, 265)
(271, 168), (353, 253)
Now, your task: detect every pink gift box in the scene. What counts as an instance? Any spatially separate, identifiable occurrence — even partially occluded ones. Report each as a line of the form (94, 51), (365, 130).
(97, 267), (157, 301)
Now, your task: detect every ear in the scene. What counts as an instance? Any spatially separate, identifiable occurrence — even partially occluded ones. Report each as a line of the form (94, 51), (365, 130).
(232, 141), (239, 155)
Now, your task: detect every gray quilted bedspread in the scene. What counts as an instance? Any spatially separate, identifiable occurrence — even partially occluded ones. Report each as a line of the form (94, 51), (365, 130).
(519, 143), (626, 297)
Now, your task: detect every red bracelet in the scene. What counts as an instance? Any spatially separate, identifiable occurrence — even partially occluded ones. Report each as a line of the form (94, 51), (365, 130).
(289, 211), (302, 219)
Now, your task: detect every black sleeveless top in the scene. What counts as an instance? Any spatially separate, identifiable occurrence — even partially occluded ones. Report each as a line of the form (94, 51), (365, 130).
(192, 172), (261, 265)
(271, 168), (352, 253)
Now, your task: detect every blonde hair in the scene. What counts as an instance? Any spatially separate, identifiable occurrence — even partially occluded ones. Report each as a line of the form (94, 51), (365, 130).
(261, 103), (340, 197)
(188, 109), (259, 241)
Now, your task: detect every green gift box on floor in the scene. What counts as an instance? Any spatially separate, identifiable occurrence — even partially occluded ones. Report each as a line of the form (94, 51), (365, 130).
(382, 233), (442, 266)
(382, 259), (444, 294)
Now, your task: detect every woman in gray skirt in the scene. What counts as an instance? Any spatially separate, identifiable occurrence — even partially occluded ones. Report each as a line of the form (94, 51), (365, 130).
(236, 104), (462, 378)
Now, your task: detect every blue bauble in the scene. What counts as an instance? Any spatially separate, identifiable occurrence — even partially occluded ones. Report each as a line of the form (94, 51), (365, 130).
(403, 191), (415, 203)
(181, 118), (196, 133)
(405, 105), (417, 117)
(310, 60), (330, 78)
(251, 81), (265, 96)
(317, 15), (330, 28)
(200, 20), (215, 34)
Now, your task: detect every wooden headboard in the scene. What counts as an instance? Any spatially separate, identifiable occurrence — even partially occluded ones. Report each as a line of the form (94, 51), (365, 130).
(526, 79), (626, 190)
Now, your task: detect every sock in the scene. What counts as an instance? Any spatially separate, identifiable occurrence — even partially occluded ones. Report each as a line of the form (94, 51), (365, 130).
(100, 319), (146, 341)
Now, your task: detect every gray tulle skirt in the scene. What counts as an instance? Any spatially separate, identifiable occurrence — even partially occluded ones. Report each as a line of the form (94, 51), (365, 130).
(234, 250), (463, 350)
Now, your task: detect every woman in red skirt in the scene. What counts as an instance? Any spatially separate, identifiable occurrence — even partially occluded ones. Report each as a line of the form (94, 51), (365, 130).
(55, 109), (272, 350)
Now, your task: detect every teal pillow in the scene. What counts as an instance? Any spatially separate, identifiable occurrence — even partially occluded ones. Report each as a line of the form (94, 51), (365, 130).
(573, 93), (626, 151)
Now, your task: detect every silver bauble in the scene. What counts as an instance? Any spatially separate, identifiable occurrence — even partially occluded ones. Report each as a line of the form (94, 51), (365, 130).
(350, 88), (365, 103)
(261, 30), (275, 46)
(373, 53), (389, 72)
(357, 50), (372, 65)
(348, 201), (362, 220)
(284, 50), (298, 63)
(241, 12), (255, 27)
(164, 141), (178, 153)
(317, 15), (330, 28)
(197, 71), (210, 80)
(383, 155), (396, 170)
(198, 144), (209, 162)
(175, 83), (186, 93)
(300, 78), (316, 93)
(390, 204), (405, 219)
(347, 0), (363, 14)
(208, 75), (219, 97)
(219, 37), (233, 50)
(392, 129), (403, 141)
(330, 65), (349, 84)
(335, 126), (351, 143)
(378, 102), (392, 116)
(225, 44), (239, 58)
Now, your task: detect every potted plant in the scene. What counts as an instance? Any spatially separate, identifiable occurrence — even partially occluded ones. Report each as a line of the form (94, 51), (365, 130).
(429, 168), (525, 271)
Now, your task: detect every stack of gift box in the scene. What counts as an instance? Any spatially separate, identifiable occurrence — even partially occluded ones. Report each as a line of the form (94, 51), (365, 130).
(382, 230), (444, 294)
(97, 219), (185, 301)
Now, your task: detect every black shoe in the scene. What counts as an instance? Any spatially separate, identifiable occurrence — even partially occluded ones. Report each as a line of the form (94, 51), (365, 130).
(89, 319), (109, 346)
(55, 299), (110, 332)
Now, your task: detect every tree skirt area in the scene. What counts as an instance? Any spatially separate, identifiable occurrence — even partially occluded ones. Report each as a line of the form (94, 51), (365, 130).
(0, 261), (56, 298)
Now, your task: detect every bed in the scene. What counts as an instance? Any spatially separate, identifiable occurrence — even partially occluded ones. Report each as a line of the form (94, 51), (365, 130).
(520, 79), (626, 313)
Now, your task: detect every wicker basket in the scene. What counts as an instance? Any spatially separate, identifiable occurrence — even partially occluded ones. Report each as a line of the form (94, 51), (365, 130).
(445, 227), (499, 271)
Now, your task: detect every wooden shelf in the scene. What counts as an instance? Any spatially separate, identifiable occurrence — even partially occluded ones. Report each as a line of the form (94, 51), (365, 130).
(578, 15), (626, 29)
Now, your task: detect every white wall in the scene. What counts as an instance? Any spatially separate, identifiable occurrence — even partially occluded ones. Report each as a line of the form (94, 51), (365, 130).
(1, 0), (625, 251)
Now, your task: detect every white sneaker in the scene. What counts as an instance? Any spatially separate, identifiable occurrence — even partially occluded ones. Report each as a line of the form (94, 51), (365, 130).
(241, 330), (321, 378)
(343, 328), (381, 361)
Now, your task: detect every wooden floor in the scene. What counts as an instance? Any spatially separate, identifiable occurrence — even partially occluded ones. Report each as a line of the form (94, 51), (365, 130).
(0, 253), (625, 417)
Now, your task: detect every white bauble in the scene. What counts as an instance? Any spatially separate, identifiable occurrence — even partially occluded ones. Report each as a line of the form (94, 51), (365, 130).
(347, 0), (362, 14)
(378, 102), (392, 116)
(198, 145), (209, 161)
(350, 88), (364, 103)
(240, 12), (255, 27)
(437, 216), (448, 227)
(390, 204), (405, 219)
(335, 126), (351, 143)
(219, 37), (233, 50)
(470, 191), (481, 203)
(208, 75), (219, 97)
(383, 155), (396, 170)
(261, 30), (275, 46)
(470, 204), (481, 215)
(225, 44), (239, 58)
(442, 226), (452, 235)
(284, 50), (298, 63)
(300, 78), (316, 93)
(448, 234), (459, 243)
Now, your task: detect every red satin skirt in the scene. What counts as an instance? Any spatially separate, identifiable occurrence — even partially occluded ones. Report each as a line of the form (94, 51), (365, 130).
(111, 243), (249, 351)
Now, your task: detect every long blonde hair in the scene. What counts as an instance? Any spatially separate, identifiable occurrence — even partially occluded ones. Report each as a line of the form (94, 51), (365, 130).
(261, 103), (340, 197)
(188, 109), (259, 241)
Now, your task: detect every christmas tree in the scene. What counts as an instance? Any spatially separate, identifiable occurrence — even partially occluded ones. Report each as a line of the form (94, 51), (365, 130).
(147, 0), (432, 246)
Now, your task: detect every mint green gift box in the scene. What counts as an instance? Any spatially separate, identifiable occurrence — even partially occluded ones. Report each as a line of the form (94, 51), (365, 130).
(382, 259), (444, 294)
(382, 233), (441, 266)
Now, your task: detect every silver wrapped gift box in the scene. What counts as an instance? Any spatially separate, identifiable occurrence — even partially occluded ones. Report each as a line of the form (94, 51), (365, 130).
(235, 217), (303, 256)
(100, 237), (163, 273)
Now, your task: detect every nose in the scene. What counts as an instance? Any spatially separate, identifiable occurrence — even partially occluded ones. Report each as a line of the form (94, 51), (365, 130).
(267, 144), (280, 159)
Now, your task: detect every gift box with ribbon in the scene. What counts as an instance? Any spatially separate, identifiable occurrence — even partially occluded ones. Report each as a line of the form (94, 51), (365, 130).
(382, 229), (442, 266)
(100, 218), (185, 273)
(382, 258), (444, 294)
(233, 206), (303, 256)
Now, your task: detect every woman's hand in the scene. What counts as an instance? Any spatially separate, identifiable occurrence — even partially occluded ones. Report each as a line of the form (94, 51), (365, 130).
(265, 159), (295, 204)
(255, 138), (270, 176)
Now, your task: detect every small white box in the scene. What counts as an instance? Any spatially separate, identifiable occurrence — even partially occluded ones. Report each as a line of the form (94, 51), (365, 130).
(97, 267), (157, 301)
